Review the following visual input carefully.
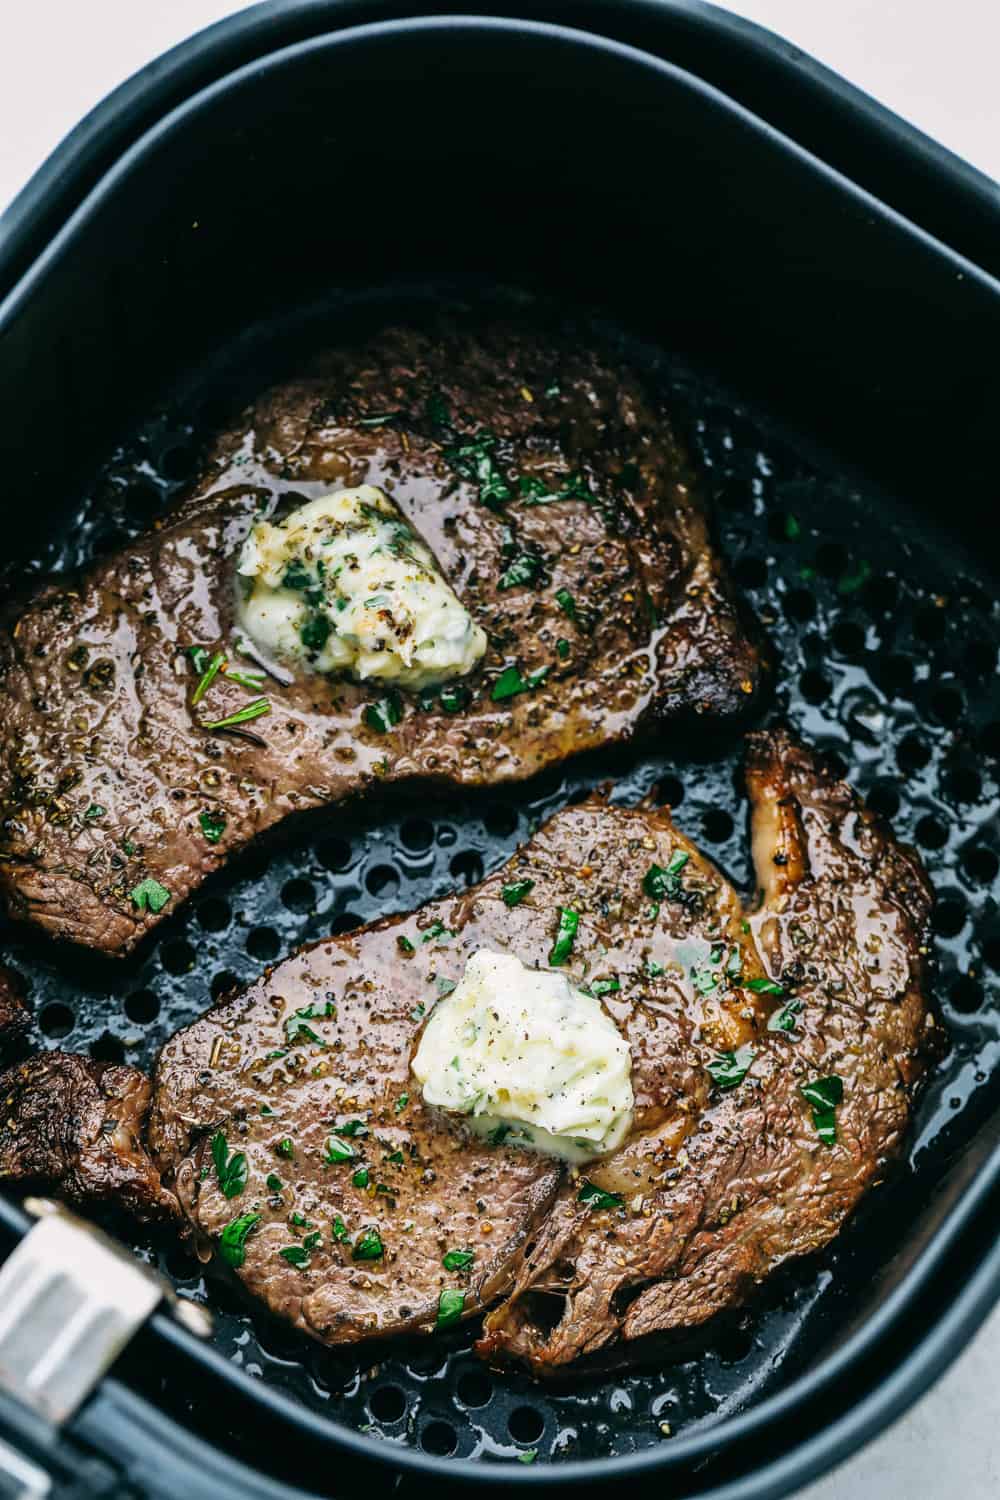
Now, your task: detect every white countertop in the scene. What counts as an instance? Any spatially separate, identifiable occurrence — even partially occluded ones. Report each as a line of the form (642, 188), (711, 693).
(2, 4), (999, 1497)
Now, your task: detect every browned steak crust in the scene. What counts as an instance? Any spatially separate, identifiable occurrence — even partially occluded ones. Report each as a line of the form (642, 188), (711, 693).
(0, 320), (764, 955)
(0, 967), (29, 1046)
(150, 729), (933, 1365)
(0, 1052), (176, 1220)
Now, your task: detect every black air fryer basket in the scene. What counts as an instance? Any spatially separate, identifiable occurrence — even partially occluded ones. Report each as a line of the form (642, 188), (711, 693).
(1, 5), (999, 1498)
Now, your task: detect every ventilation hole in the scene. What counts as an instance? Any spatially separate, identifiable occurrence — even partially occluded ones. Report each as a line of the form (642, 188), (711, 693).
(877, 654), (914, 698)
(165, 1246), (200, 1281)
(716, 1325), (756, 1365)
(450, 850), (484, 887)
(211, 970), (239, 1001)
(965, 640), (996, 676)
(456, 1370), (493, 1408)
(197, 898), (231, 932)
(702, 809), (733, 844)
(161, 939), (196, 975)
(897, 734), (930, 774)
(483, 803), (518, 838)
(282, 878), (315, 912)
(915, 816), (948, 851)
(234, 848), (269, 883)
(125, 990), (160, 1025)
(929, 686), (963, 726)
(365, 865), (399, 898)
(951, 976), (983, 1014)
(246, 927), (280, 961)
(783, 588), (816, 622)
(508, 1407), (545, 1444)
(831, 620), (865, 657)
(90, 1032), (125, 1064)
(317, 837), (352, 871)
(656, 774), (684, 809)
(734, 556), (767, 589)
(400, 818), (434, 852)
(866, 781), (900, 819)
(815, 542), (849, 578)
(932, 897), (966, 939)
(799, 668), (830, 705)
(369, 1385), (407, 1423)
(983, 938), (1000, 971)
(160, 444), (195, 481)
(124, 481), (160, 522)
(944, 767), (981, 803)
(331, 912), (362, 936)
(421, 1421), (457, 1457)
(437, 825), (457, 848)
(963, 847), (999, 885)
(40, 1002), (74, 1038)
(913, 605), (946, 643)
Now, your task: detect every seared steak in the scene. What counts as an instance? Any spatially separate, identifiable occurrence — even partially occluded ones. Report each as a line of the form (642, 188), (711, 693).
(0, 1053), (175, 1220)
(0, 319), (764, 955)
(150, 729), (934, 1365)
(0, 968), (29, 1045)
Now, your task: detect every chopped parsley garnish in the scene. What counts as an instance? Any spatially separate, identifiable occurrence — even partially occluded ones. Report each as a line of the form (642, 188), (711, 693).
(642, 850), (688, 901)
(352, 1167), (370, 1189)
(323, 1135), (358, 1164)
(266, 1173), (283, 1193)
(357, 411), (400, 428)
(838, 560), (871, 595)
(332, 1216), (349, 1242)
(767, 999), (803, 1033)
(225, 668), (265, 691)
(554, 587), (577, 622)
(784, 513), (801, 540)
(518, 471), (592, 506)
(332, 1118), (369, 1138)
(646, 958), (665, 977)
(198, 810), (226, 844)
(279, 1245), (311, 1268)
(191, 650), (225, 706)
(421, 920), (451, 944)
(284, 1012), (326, 1046)
(801, 1075), (843, 1146)
(707, 1043), (755, 1091)
(352, 1226), (384, 1261)
(211, 1131), (248, 1199)
(363, 692), (403, 734)
(129, 877), (171, 914)
(282, 558), (313, 590)
(746, 976), (785, 995)
(442, 1248), (476, 1272)
(488, 1123), (512, 1146)
(442, 430), (511, 510)
(549, 906), (579, 966)
(260, 1104), (275, 1116)
(691, 966), (718, 995)
(303, 1231), (322, 1252)
(84, 804), (105, 821)
(518, 1451), (538, 1465)
(557, 638), (570, 660)
(276, 1138), (294, 1158)
(726, 946), (744, 978)
(590, 977), (621, 997)
(578, 1180), (623, 1211)
(385, 1149), (405, 1164)
(397, 934), (415, 955)
(395, 1093), (409, 1113)
(203, 697), (271, 731)
(491, 663), (549, 702)
(439, 683), (470, 714)
(299, 612), (331, 653)
(426, 392), (450, 426)
(187, 645), (210, 673)
(498, 552), (544, 590)
(502, 878), (535, 907)
(218, 1211), (261, 1268)
(436, 1288), (466, 1328)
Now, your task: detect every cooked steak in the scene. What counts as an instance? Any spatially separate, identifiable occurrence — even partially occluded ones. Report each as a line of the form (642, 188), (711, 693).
(0, 1052), (176, 1220)
(150, 729), (933, 1363)
(148, 937), (563, 1345)
(0, 319), (764, 955)
(480, 729), (937, 1373)
(0, 967), (29, 1045)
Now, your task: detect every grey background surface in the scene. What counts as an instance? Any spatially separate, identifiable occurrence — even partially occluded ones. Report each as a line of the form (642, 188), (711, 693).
(2, 3), (999, 1496)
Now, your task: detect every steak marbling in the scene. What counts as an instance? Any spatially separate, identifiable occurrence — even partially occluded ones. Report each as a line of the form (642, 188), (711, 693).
(0, 320), (764, 955)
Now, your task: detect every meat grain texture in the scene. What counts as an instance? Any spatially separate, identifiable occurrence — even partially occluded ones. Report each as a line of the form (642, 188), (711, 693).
(149, 729), (937, 1371)
(0, 320), (764, 955)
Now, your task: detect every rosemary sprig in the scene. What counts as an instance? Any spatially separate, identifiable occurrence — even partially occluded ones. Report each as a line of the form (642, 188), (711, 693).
(191, 650), (225, 705)
(203, 697), (271, 730)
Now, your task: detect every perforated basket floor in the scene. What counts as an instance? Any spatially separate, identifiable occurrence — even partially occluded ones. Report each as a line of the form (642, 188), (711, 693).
(2, 301), (998, 1469)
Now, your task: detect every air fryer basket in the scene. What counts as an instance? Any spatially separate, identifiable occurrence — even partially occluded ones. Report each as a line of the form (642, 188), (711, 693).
(1, 12), (999, 1499)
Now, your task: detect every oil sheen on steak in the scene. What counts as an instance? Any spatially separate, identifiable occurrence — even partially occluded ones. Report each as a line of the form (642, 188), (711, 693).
(149, 729), (935, 1365)
(0, 319), (764, 955)
(0, 1053), (176, 1220)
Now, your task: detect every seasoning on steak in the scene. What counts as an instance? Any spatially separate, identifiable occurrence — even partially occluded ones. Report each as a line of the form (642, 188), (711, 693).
(0, 319), (765, 956)
(0, 1052), (176, 1220)
(479, 728), (937, 1374)
(150, 728), (933, 1363)
(0, 967), (29, 1046)
(148, 943), (563, 1345)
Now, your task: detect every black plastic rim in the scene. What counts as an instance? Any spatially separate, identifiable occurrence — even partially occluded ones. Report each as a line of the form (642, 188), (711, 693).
(1, 8), (1000, 1499)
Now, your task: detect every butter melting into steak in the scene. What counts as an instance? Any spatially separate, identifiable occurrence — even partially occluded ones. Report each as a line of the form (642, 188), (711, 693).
(148, 730), (935, 1368)
(0, 320), (764, 955)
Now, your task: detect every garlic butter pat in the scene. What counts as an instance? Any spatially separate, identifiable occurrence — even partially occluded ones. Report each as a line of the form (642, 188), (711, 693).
(411, 949), (634, 1163)
(236, 485), (486, 689)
